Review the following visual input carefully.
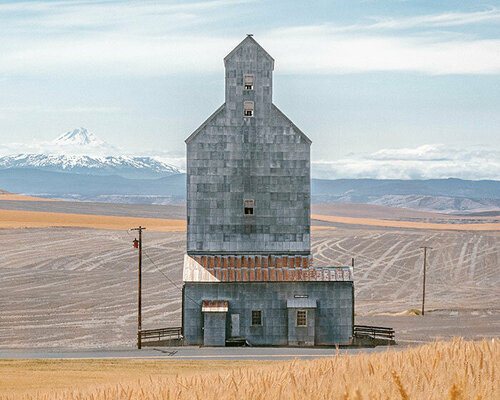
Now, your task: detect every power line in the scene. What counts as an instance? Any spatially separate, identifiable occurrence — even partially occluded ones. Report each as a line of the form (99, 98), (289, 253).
(126, 229), (201, 307)
(130, 226), (146, 349)
(142, 248), (202, 307)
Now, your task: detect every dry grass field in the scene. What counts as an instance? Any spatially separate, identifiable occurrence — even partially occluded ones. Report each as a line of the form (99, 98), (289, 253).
(312, 214), (500, 231)
(1, 198), (499, 232)
(0, 209), (186, 231)
(0, 340), (498, 399)
(0, 191), (57, 202)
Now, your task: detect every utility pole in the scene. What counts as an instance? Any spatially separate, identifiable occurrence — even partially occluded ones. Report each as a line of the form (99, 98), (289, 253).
(131, 226), (146, 349)
(419, 246), (431, 316)
(351, 257), (355, 338)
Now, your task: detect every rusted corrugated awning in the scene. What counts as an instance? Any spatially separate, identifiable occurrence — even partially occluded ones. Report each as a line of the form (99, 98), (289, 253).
(183, 254), (354, 283)
(202, 300), (229, 312)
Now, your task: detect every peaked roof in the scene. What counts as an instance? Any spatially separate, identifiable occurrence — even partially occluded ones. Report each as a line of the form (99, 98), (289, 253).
(185, 104), (225, 144)
(272, 104), (312, 144)
(185, 103), (312, 145)
(224, 35), (275, 69)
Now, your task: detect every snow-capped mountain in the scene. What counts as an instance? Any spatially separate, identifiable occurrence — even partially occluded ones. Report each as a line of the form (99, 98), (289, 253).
(0, 153), (180, 179)
(0, 128), (181, 179)
(53, 127), (106, 147)
(49, 127), (119, 155)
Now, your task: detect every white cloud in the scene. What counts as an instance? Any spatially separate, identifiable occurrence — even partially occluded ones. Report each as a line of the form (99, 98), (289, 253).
(2, 30), (499, 77)
(357, 8), (500, 30)
(147, 154), (186, 172)
(265, 27), (500, 75)
(0, 34), (231, 76)
(1, 132), (497, 180)
(0, 0), (253, 34)
(313, 144), (500, 180)
(0, 106), (121, 113)
(1, 4), (500, 76)
(0, 140), (119, 157)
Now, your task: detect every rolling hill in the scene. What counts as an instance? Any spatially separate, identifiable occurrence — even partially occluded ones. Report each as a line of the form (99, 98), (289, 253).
(1, 168), (499, 212)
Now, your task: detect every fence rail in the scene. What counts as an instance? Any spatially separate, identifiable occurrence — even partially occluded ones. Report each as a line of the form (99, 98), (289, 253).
(353, 325), (395, 341)
(140, 327), (182, 343)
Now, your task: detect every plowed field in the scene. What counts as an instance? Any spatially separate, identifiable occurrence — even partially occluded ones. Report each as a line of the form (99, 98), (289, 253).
(1, 225), (498, 348)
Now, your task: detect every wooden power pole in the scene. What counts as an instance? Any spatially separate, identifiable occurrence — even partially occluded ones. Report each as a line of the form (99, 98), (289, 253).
(131, 226), (146, 349)
(420, 246), (431, 316)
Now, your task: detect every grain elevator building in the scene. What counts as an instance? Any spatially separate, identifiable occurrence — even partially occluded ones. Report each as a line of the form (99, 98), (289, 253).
(182, 35), (354, 346)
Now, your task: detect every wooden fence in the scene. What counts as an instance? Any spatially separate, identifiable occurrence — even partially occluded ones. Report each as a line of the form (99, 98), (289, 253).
(353, 325), (395, 341)
(140, 327), (182, 346)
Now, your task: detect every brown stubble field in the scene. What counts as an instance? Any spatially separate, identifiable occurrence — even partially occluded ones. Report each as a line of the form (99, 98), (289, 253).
(0, 191), (58, 202)
(0, 209), (187, 231)
(0, 216), (498, 348)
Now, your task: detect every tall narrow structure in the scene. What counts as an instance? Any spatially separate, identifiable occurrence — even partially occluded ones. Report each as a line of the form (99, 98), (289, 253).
(183, 36), (353, 347)
(185, 35), (311, 255)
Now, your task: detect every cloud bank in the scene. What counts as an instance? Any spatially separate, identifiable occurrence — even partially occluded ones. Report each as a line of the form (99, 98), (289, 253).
(1, 2), (500, 76)
(2, 134), (498, 180)
(313, 144), (500, 180)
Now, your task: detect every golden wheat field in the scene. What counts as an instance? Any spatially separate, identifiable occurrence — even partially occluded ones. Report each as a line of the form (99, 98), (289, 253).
(1, 339), (498, 400)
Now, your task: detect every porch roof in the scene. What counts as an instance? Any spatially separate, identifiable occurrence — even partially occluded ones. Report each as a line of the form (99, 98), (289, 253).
(202, 300), (229, 313)
(287, 298), (317, 309)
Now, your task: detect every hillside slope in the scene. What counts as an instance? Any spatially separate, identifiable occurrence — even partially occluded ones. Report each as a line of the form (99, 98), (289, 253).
(1, 169), (499, 212)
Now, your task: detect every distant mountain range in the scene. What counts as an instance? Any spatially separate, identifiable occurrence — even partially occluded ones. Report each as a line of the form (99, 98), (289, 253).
(0, 128), (498, 212)
(0, 128), (180, 179)
(0, 168), (186, 203)
(312, 178), (500, 214)
(1, 168), (499, 213)
(311, 178), (500, 199)
(0, 154), (180, 179)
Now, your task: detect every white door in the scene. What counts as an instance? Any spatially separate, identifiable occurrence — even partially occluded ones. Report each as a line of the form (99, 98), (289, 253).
(231, 314), (240, 337)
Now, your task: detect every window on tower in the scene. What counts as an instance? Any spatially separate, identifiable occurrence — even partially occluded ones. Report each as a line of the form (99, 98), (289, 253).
(244, 199), (254, 215)
(244, 101), (254, 117)
(244, 74), (254, 90)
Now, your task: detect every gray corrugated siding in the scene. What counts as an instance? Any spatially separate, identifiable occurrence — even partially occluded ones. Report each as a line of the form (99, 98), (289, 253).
(286, 298), (317, 309)
(186, 37), (311, 254)
(183, 282), (353, 346)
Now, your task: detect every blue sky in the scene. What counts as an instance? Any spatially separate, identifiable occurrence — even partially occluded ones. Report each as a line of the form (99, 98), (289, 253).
(0, 0), (499, 179)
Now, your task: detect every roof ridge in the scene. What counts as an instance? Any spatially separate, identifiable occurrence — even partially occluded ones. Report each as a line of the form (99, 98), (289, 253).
(271, 104), (312, 144)
(185, 103), (225, 144)
(224, 36), (275, 68)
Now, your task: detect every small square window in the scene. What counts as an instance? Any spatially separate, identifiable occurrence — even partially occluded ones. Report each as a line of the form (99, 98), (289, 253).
(244, 74), (254, 90)
(244, 199), (254, 215)
(251, 310), (262, 326)
(296, 310), (307, 326)
(244, 101), (254, 117)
